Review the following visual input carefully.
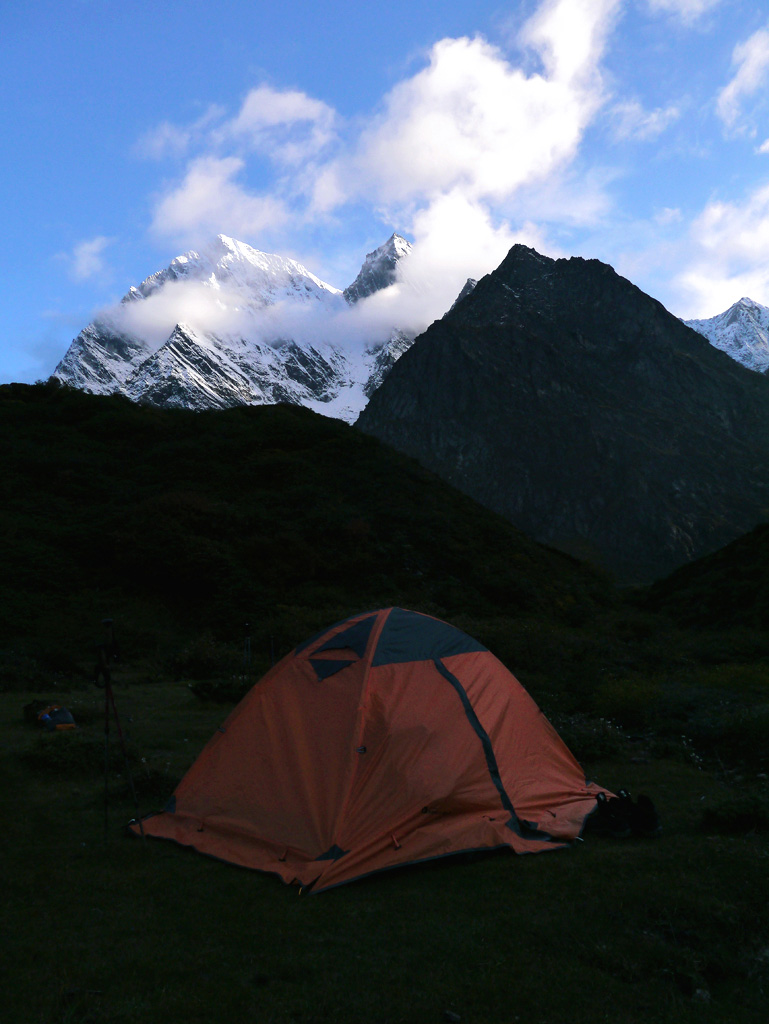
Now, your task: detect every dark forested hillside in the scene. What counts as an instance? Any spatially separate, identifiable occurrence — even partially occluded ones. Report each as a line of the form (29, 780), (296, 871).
(0, 381), (610, 685)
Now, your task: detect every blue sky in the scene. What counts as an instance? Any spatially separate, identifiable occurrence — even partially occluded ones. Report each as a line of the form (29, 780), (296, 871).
(3, 0), (769, 384)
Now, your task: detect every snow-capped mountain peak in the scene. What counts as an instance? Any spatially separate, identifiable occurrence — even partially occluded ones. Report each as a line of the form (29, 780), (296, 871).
(202, 234), (343, 301)
(53, 234), (418, 423)
(343, 232), (413, 304)
(685, 297), (769, 374)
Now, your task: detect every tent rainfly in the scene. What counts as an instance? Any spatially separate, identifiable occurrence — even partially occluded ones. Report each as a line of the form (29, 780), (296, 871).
(133, 608), (610, 891)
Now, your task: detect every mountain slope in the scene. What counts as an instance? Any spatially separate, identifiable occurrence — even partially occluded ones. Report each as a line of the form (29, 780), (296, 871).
(53, 234), (414, 422)
(357, 245), (769, 583)
(0, 380), (611, 675)
(643, 522), (769, 629)
(685, 297), (769, 374)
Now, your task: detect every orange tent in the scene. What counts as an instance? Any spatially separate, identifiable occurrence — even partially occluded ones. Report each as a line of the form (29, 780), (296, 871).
(134, 608), (609, 891)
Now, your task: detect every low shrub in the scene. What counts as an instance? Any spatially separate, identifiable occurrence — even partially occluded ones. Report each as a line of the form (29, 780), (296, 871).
(168, 632), (238, 681)
(549, 712), (627, 762)
(701, 792), (769, 835)
(131, 756), (180, 802)
(19, 730), (137, 776)
(688, 703), (769, 773)
(187, 676), (253, 704)
(592, 675), (661, 731)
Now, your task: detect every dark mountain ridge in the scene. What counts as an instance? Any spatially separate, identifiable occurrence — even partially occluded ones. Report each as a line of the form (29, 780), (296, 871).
(358, 245), (769, 583)
(644, 521), (769, 630)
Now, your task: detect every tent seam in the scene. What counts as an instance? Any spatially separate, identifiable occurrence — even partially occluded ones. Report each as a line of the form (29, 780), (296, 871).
(328, 607), (393, 851)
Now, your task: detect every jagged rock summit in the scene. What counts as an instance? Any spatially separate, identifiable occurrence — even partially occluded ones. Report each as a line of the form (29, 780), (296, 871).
(685, 296), (769, 374)
(358, 244), (769, 583)
(53, 233), (414, 423)
(343, 233), (412, 304)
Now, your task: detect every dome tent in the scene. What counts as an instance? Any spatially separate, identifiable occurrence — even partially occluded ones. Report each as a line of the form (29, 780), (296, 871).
(133, 608), (609, 891)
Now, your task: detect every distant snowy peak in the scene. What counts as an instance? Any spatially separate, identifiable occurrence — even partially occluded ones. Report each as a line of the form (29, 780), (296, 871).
(124, 250), (208, 302)
(685, 297), (769, 374)
(126, 233), (342, 309)
(52, 233), (419, 423)
(203, 234), (343, 303)
(343, 233), (413, 304)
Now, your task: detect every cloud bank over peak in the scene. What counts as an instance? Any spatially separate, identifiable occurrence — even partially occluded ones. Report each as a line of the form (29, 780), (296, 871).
(128, 0), (768, 338)
(143, 0), (620, 333)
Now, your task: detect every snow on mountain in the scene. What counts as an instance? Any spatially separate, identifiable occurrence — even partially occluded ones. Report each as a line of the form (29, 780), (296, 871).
(685, 297), (769, 374)
(127, 234), (344, 309)
(53, 234), (415, 422)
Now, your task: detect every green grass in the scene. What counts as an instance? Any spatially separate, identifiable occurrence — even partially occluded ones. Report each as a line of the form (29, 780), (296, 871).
(3, 682), (768, 1024)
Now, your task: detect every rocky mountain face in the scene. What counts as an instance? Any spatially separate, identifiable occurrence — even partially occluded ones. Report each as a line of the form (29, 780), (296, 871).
(685, 297), (769, 374)
(53, 234), (414, 423)
(357, 245), (769, 583)
(343, 233), (413, 303)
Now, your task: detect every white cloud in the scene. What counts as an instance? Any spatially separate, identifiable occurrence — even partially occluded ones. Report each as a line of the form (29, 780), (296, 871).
(146, 86), (338, 246)
(217, 85), (337, 164)
(307, 0), (619, 306)
(610, 99), (680, 141)
(393, 193), (554, 327)
(107, 277), (261, 350)
(319, 1), (618, 212)
(759, 138), (769, 154)
(60, 236), (114, 282)
(716, 26), (769, 131)
(521, 0), (620, 85)
(151, 156), (289, 245)
(673, 181), (769, 314)
(145, 0), (620, 336)
(644, 0), (721, 22)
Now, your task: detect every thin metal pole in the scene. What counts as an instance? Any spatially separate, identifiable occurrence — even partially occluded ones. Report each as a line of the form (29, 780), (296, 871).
(103, 683), (110, 840)
(106, 680), (144, 837)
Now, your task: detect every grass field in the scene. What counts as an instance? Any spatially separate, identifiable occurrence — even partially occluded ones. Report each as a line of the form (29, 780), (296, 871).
(4, 675), (768, 1024)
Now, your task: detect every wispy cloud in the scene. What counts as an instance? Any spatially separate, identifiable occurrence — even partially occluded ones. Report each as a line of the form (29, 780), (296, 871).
(644, 0), (721, 23)
(58, 236), (115, 282)
(609, 99), (681, 141)
(716, 26), (769, 132)
(136, 105), (226, 159)
(654, 206), (682, 225)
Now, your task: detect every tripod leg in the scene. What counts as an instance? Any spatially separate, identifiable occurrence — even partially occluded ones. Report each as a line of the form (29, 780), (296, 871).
(103, 685), (110, 840)
(106, 682), (145, 837)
